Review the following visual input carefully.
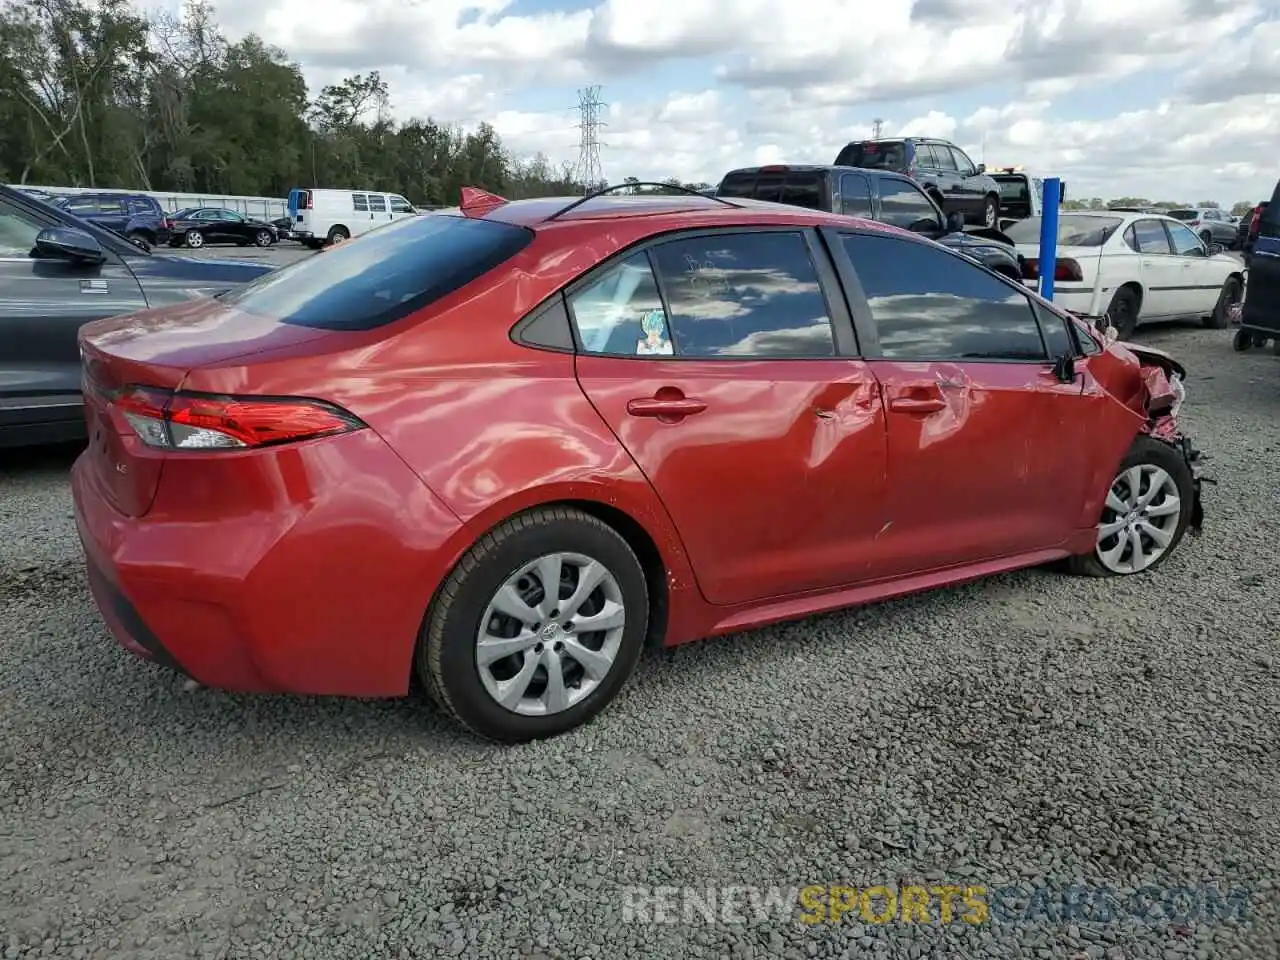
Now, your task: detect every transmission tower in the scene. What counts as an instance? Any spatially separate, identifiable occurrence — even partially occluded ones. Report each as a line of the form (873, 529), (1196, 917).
(872, 118), (884, 139)
(574, 86), (607, 192)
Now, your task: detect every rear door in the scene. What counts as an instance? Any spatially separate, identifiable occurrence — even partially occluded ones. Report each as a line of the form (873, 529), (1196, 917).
(825, 228), (1086, 577)
(1242, 181), (1280, 334)
(570, 227), (891, 605)
(0, 193), (147, 440)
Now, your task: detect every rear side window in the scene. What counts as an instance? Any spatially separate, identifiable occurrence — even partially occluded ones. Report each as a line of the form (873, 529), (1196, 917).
(218, 214), (534, 331)
(835, 141), (907, 171)
(715, 170), (826, 210)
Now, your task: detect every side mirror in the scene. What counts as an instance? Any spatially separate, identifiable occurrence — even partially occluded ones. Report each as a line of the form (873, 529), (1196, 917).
(1052, 352), (1077, 383)
(976, 163), (986, 174)
(945, 211), (966, 233)
(1206, 242), (1224, 256)
(34, 227), (106, 264)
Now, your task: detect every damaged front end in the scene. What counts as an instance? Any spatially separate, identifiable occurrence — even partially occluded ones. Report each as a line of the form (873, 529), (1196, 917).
(1126, 344), (1207, 535)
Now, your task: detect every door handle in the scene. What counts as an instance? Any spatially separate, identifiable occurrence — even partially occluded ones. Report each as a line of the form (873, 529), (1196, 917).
(890, 396), (946, 413)
(626, 396), (707, 418)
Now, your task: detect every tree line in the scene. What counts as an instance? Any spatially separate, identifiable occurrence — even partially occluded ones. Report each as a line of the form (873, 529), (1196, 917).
(0, 0), (713, 205)
(1064, 197), (1261, 217)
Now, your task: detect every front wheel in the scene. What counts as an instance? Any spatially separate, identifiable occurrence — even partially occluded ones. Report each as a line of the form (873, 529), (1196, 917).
(254, 229), (273, 247)
(1067, 436), (1195, 578)
(417, 507), (649, 742)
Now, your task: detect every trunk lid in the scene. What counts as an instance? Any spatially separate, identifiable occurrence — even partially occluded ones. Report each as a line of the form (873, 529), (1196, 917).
(77, 298), (333, 517)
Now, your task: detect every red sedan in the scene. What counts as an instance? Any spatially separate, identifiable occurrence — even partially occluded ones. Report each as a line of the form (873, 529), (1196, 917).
(71, 185), (1205, 742)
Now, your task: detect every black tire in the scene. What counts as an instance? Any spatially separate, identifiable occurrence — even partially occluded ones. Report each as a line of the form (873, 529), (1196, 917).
(1066, 435), (1195, 578)
(127, 230), (152, 246)
(417, 506), (649, 743)
(1233, 328), (1253, 351)
(326, 225), (349, 245)
(1206, 275), (1243, 329)
(254, 229), (273, 247)
(1105, 286), (1140, 339)
(982, 194), (999, 229)
(184, 229), (204, 249)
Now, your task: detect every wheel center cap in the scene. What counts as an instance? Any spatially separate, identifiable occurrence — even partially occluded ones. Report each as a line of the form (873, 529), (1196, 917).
(540, 624), (561, 641)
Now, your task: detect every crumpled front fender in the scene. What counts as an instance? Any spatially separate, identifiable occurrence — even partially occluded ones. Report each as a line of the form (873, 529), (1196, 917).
(1135, 355), (1205, 536)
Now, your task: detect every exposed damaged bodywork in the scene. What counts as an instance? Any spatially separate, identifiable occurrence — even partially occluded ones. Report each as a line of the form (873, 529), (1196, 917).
(1126, 342), (1206, 536)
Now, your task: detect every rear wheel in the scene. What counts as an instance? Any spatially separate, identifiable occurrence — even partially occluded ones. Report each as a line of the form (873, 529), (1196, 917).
(1206, 275), (1243, 329)
(184, 230), (204, 249)
(1105, 286), (1140, 339)
(417, 507), (649, 742)
(254, 229), (273, 247)
(982, 194), (999, 228)
(1067, 436), (1194, 578)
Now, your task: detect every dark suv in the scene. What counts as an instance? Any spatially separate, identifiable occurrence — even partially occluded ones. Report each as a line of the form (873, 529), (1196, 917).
(54, 192), (169, 245)
(715, 164), (1023, 280)
(1240, 181), (1279, 343)
(833, 137), (1002, 228)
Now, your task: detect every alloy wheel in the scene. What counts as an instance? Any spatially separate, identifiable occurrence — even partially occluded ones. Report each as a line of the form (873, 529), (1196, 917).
(475, 552), (626, 716)
(1095, 464), (1181, 574)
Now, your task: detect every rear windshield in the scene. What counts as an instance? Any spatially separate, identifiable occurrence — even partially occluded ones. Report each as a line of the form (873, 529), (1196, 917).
(716, 170), (827, 209)
(834, 141), (907, 170)
(993, 175), (1030, 201)
(1003, 215), (1123, 247)
(217, 214), (534, 331)
(1166, 209), (1198, 221)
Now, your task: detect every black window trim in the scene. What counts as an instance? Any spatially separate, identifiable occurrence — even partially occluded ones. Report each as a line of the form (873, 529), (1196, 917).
(820, 226), (1057, 364)
(512, 225), (862, 360)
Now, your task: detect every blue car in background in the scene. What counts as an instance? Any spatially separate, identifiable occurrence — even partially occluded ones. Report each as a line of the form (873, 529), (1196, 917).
(0, 184), (277, 448)
(53, 191), (173, 247)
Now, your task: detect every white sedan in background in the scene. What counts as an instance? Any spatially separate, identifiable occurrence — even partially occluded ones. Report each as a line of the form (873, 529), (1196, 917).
(1003, 211), (1246, 338)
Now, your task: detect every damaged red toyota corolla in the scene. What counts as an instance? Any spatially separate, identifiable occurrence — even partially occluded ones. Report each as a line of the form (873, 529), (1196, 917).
(70, 185), (1206, 742)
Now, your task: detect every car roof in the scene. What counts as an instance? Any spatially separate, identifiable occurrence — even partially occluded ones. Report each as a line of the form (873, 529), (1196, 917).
(720, 163), (910, 178)
(456, 191), (913, 239)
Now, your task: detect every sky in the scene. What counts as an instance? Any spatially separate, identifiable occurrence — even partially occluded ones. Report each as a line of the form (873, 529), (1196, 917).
(168, 0), (1278, 206)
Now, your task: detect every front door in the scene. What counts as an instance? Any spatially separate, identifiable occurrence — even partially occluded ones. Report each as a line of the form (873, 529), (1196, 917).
(0, 195), (147, 439)
(1162, 220), (1230, 316)
(830, 228), (1085, 576)
(569, 228), (890, 606)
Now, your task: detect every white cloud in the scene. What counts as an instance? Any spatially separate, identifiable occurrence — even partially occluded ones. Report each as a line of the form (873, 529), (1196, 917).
(168, 0), (1277, 202)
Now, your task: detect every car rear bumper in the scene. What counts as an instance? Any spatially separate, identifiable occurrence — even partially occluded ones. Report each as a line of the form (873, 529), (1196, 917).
(70, 429), (468, 697)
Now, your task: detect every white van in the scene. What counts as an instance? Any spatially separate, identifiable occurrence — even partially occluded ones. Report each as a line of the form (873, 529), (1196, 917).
(286, 188), (418, 248)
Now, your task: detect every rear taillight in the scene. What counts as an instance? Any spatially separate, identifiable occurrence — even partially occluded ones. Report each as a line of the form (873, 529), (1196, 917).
(1251, 209), (1262, 232)
(1023, 257), (1084, 282)
(305, 192), (313, 210)
(113, 386), (365, 450)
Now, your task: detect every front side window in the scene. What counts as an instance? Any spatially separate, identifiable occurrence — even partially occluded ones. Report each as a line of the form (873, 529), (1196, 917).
(1166, 221), (1204, 256)
(0, 199), (44, 256)
(389, 195), (414, 213)
(946, 147), (973, 175)
(842, 233), (1047, 361)
(878, 179), (942, 232)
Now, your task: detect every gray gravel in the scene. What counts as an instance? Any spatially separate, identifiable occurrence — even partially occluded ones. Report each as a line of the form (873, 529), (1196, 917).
(2, 321), (1279, 960)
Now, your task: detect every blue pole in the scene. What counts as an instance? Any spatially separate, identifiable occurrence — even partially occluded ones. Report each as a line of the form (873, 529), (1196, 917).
(1038, 177), (1061, 301)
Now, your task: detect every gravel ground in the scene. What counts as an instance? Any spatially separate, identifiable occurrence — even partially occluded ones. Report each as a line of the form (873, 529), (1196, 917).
(2, 321), (1278, 960)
